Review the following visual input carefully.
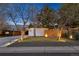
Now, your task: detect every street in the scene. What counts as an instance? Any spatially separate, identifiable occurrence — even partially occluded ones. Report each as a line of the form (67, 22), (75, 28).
(0, 46), (79, 53)
(0, 46), (79, 55)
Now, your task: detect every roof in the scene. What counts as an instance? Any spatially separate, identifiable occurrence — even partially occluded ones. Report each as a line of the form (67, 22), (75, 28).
(5, 25), (29, 31)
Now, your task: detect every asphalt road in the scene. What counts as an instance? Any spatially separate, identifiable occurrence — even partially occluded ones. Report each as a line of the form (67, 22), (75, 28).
(0, 46), (79, 56)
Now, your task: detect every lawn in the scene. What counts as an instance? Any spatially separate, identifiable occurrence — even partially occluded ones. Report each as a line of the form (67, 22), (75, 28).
(8, 36), (76, 47)
(18, 36), (71, 43)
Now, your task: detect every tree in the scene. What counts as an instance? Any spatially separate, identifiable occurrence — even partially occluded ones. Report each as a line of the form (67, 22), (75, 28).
(0, 16), (9, 31)
(28, 4), (39, 37)
(14, 4), (30, 40)
(58, 4), (79, 40)
(3, 4), (39, 39)
(58, 4), (79, 28)
(0, 4), (10, 31)
(3, 4), (31, 40)
(37, 4), (57, 28)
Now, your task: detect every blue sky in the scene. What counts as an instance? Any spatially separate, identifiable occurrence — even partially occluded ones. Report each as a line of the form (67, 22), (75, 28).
(48, 3), (62, 10)
(29, 3), (61, 11)
(8, 3), (62, 25)
(17, 3), (61, 11)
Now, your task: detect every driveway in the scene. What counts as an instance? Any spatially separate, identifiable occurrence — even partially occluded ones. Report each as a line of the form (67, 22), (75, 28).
(0, 36), (20, 47)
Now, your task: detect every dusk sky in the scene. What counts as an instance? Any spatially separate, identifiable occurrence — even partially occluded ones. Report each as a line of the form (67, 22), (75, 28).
(26, 3), (62, 11)
(7, 3), (62, 25)
(16, 3), (62, 11)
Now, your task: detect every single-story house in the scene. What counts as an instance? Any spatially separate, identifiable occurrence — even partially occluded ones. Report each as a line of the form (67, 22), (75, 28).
(1, 25), (78, 38)
(0, 26), (65, 38)
(0, 28), (48, 36)
(28, 28), (48, 36)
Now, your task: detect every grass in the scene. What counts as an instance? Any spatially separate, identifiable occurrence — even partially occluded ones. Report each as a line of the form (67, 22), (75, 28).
(8, 36), (76, 47)
(18, 36), (68, 42)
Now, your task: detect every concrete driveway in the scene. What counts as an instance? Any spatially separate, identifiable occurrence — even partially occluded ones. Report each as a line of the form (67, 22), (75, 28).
(0, 36), (20, 47)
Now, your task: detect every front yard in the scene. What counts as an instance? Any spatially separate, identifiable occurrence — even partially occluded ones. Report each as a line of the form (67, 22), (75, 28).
(7, 36), (77, 47)
(18, 36), (68, 42)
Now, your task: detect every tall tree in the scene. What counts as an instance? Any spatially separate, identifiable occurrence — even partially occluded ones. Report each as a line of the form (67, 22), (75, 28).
(0, 4), (10, 31)
(28, 4), (39, 37)
(58, 3), (79, 40)
(3, 4), (31, 40)
(37, 4), (57, 28)
(4, 4), (39, 39)
(58, 4), (79, 28)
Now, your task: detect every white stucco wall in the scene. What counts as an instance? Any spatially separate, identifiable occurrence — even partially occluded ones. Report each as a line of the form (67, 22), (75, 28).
(28, 28), (48, 36)
(28, 28), (34, 36)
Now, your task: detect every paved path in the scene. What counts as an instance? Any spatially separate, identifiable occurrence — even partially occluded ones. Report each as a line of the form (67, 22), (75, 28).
(0, 36), (20, 47)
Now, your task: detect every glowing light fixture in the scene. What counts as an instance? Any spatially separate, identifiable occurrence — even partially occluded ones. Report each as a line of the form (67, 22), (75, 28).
(69, 35), (73, 39)
(45, 33), (48, 38)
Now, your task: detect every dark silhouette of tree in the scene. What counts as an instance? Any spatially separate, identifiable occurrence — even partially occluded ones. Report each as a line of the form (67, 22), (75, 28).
(0, 4), (10, 31)
(37, 4), (57, 28)
(1, 4), (32, 40)
(58, 4), (79, 28)
(28, 4), (39, 37)
(58, 3), (79, 40)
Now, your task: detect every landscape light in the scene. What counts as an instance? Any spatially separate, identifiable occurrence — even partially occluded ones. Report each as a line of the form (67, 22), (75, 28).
(69, 35), (73, 39)
(45, 33), (48, 38)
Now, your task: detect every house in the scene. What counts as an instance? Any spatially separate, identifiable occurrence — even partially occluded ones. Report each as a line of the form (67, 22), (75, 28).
(0, 24), (71, 38)
(28, 28), (48, 36)
(0, 25), (22, 36)
(0, 25), (65, 38)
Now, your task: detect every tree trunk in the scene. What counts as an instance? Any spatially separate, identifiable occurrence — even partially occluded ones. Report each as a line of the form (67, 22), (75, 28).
(58, 28), (62, 40)
(21, 30), (25, 41)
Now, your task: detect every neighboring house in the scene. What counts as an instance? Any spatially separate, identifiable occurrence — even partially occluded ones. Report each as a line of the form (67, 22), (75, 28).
(0, 25), (24, 36)
(0, 30), (21, 36)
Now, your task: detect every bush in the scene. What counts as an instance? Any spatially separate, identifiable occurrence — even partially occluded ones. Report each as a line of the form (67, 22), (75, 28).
(61, 32), (69, 39)
(74, 32), (79, 40)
